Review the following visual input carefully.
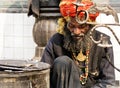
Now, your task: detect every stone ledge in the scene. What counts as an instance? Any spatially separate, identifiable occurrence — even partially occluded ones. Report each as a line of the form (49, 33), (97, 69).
(0, 8), (28, 13)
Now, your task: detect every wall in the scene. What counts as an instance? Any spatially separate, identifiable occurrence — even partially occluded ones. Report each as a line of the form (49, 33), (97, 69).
(0, 13), (36, 60)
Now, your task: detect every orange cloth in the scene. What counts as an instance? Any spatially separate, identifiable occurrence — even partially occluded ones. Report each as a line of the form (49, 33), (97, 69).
(60, 0), (99, 22)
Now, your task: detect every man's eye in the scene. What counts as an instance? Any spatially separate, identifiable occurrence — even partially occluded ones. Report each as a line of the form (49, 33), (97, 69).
(69, 23), (75, 28)
(78, 24), (86, 29)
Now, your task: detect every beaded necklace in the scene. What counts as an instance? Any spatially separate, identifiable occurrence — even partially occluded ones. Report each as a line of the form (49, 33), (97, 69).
(72, 43), (90, 85)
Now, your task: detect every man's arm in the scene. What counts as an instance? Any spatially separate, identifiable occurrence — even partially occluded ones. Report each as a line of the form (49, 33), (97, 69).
(91, 47), (115, 88)
(41, 40), (55, 65)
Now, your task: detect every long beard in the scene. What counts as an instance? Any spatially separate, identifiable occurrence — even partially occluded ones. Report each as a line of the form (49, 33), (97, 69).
(63, 31), (91, 54)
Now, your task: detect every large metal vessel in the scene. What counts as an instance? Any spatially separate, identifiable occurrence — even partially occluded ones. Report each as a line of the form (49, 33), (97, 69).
(0, 60), (50, 88)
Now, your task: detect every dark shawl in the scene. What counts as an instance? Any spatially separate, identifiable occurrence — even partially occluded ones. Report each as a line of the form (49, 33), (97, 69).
(41, 31), (115, 88)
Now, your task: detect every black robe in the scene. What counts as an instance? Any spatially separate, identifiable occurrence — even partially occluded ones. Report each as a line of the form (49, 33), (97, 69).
(41, 31), (115, 88)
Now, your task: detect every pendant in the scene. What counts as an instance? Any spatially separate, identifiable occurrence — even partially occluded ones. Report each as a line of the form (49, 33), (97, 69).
(76, 50), (86, 62)
(80, 74), (87, 85)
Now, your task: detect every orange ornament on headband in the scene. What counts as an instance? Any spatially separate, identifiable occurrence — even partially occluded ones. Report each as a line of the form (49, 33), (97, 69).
(59, 0), (99, 22)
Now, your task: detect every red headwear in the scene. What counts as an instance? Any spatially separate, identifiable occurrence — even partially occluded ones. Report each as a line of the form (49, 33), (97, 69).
(59, 0), (99, 22)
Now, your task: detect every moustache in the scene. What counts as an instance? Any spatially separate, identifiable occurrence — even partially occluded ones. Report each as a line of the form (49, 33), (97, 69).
(71, 33), (85, 37)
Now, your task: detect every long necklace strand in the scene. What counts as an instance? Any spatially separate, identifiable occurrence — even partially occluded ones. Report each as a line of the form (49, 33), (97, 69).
(72, 43), (90, 85)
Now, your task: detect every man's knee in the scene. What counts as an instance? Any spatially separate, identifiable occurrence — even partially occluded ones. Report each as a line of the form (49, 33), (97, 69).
(53, 56), (73, 69)
(54, 56), (72, 64)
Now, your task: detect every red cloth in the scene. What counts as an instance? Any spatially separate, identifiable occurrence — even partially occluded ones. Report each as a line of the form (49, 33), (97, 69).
(60, 0), (99, 21)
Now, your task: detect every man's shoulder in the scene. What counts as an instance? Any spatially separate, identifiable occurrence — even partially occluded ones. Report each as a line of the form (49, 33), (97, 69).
(50, 33), (64, 40)
(49, 33), (64, 43)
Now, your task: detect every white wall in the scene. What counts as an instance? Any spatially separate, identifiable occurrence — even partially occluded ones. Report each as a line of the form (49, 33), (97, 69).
(0, 13), (36, 60)
(0, 13), (120, 80)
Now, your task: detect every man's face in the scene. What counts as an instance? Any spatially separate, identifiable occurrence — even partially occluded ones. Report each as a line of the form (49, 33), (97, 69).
(67, 18), (90, 41)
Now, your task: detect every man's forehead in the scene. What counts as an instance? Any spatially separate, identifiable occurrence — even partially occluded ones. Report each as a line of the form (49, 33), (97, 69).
(68, 18), (79, 26)
(69, 18), (88, 26)
(69, 20), (87, 26)
(69, 17), (77, 23)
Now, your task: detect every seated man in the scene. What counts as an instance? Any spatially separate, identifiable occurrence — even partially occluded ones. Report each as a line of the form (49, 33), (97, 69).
(41, 0), (115, 88)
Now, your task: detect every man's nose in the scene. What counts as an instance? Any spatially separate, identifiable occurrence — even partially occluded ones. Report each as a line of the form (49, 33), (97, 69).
(72, 28), (84, 35)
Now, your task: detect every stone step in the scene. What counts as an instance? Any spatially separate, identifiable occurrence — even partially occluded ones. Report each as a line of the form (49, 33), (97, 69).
(0, 0), (27, 8)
